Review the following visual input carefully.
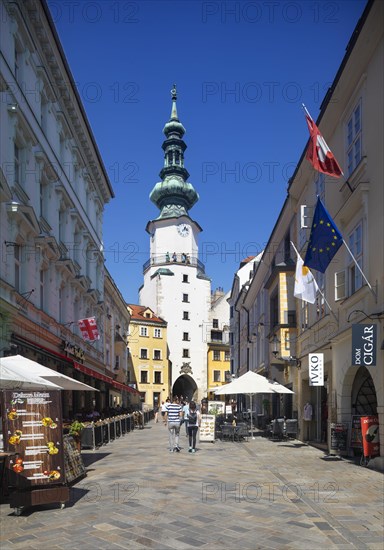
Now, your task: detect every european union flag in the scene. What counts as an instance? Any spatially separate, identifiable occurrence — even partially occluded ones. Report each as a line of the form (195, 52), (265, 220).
(304, 197), (343, 273)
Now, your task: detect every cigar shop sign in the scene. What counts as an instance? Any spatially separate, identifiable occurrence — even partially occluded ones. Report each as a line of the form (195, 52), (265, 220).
(352, 324), (377, 367)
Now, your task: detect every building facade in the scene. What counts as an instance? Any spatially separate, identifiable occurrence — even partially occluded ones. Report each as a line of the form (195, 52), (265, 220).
(139, 87), (212, 401)
(127, 305), (170, 409)
(207, 288), (231, 399)
(0, 0), (138, 416)
(230, 0), (383, 464)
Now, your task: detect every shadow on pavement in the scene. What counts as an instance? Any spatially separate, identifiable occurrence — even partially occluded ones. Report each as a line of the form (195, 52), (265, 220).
(80, 452), (111, 467)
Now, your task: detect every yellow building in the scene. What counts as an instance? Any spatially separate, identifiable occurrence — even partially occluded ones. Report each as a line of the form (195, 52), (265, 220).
(207, 319), (231, 402)
(127, 305), (170, 410)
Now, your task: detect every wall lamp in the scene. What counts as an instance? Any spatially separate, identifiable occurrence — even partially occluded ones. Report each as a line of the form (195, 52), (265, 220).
(271, 335), (301, 368)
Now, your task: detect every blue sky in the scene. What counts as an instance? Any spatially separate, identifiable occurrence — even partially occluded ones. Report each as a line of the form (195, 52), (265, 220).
(48, 0), (367, 304)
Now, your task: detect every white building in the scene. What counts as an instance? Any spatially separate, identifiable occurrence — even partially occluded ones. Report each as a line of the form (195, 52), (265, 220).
(0, 0), (123, 416)
(139, 87), (211, 401)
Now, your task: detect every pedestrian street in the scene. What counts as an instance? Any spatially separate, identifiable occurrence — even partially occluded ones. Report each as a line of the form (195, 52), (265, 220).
(0, 420), (383, 550)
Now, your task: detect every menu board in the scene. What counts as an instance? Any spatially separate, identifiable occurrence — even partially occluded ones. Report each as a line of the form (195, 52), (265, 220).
(63, 434), (86, 485)
(1, 390), (65, 487)
(208, 401), (225, 415)
(330, 422), (348, 452)
(199, 414), (215, 442)
(350, 416), (363, 449)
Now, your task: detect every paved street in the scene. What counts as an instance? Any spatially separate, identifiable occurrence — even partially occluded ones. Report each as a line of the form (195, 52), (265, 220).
(0, 420), (383, 550)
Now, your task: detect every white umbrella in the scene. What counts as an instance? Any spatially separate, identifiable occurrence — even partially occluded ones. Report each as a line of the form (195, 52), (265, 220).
(0, 355), (98, 391)
(215, 371), (276, 438)
(0, 363), (61, 390)
(267, 380), (295, 394)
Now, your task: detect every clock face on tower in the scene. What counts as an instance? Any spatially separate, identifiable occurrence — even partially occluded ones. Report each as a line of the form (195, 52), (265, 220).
(177, 223), (190, 237)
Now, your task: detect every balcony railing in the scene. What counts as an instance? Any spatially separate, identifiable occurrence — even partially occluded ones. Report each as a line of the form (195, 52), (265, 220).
(143, 254), (205, 274)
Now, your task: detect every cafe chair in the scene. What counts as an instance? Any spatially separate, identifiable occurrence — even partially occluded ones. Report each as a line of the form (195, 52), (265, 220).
(221, 424), (234, 442)
(234, 423), (249, 442)
(270, 419), (284, 440)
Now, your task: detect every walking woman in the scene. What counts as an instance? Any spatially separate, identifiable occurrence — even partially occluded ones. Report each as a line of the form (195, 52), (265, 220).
(187, 401), (201, 453)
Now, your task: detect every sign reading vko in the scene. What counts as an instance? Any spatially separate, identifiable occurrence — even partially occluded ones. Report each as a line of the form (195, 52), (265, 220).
(309, 353), (324, 386)
(352, 324), (377, 367)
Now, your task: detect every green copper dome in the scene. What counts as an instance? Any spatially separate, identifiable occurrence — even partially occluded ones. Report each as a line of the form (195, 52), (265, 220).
(149, 86), (199, 219)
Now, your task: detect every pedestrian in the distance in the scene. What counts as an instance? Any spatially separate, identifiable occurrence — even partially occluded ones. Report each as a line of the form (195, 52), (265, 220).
(166, 396), (183, 452)
(182, 399), (190, 437)
(187, 401), (200, 453)
(160, 401), (167, 424)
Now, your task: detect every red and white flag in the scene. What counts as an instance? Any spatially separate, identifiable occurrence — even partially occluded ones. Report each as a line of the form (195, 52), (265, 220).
(78, 317), (100, 341)
(305, 112), (343, 178)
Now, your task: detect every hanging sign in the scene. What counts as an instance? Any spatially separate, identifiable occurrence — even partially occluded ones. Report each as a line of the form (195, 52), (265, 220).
(352, 324), (377, 367)
(309, 353), (324, 386)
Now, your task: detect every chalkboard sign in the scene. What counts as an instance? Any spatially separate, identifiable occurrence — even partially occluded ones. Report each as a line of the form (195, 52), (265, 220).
(63, 434), (86, 485)
(330, 423), (348, 452)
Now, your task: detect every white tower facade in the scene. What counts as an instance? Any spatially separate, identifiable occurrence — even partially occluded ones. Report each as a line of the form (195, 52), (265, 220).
(139, 87), (211, 401)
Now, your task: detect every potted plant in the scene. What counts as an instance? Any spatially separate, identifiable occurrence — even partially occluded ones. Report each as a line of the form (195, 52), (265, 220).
(69, 421), (85, 451)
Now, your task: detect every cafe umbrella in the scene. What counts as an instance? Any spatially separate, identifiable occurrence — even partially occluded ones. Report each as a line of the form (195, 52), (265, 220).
(0, 363), (62, 390)
(215, 371), (276, 439)
(0, 355), (98, 391)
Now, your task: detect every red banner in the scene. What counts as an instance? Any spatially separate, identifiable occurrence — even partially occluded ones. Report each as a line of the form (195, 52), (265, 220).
(360, 415), (380, 458)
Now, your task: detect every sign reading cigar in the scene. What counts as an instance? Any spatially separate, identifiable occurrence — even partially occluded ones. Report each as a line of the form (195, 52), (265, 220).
(352, 324), (377, 367)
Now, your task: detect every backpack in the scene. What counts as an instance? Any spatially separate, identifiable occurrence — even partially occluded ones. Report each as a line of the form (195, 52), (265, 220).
(188, 411), (197, 424)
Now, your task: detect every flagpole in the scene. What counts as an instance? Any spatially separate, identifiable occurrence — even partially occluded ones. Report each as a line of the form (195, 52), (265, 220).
(291, 241), (339, 322)
(302, 103), (312, 119)
(316, 286), (339, 323)
(342, 239), (377, 299)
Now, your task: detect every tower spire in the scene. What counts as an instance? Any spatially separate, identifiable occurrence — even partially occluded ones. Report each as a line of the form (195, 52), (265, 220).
(149, 85), (199, 219)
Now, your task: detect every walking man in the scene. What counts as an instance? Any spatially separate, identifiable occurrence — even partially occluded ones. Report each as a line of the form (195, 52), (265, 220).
(166, 395), (183, 452)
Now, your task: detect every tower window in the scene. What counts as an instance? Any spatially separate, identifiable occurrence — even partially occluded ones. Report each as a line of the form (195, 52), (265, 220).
(182, 293), (189, 303)
(183, 311), (190, 320)
(183, 332), (189, 341)
(183, 274), (189, 283)
(182, 349), (190, 358)
(213, 319), (219, 328)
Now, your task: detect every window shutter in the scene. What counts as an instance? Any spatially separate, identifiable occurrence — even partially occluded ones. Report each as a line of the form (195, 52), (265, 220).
(335, 270), (346, 301)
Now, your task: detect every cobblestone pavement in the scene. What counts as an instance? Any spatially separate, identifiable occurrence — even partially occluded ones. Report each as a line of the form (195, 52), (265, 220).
(1, 420), (383, 549)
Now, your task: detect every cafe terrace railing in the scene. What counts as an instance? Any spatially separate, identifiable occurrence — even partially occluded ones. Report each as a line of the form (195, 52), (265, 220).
(80, 411), (153, 450)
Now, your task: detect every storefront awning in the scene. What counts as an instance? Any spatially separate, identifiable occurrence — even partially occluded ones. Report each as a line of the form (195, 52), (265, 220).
(73, 362), (139, 394)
